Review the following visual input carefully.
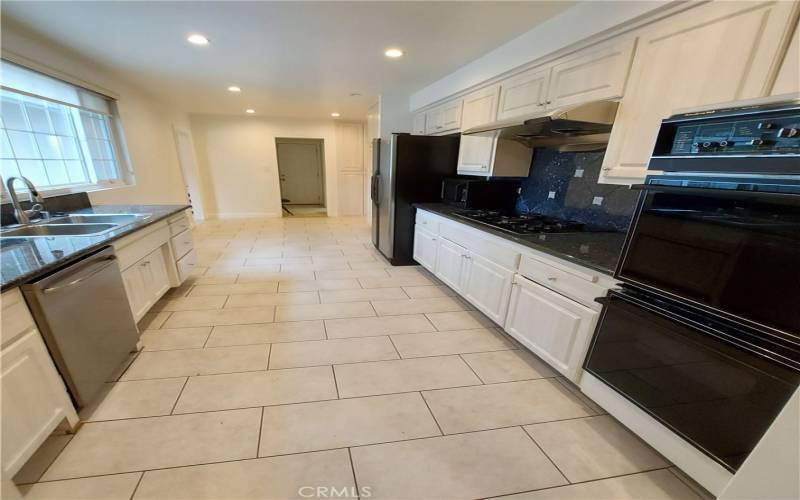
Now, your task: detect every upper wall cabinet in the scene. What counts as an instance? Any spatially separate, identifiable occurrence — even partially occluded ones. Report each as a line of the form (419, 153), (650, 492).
(497, 38), (635, 120)
(412, 112), (427, 135)
(458, 85), (501, 175)
(425, 99), (463, 134)
(601, 1), (799, 184)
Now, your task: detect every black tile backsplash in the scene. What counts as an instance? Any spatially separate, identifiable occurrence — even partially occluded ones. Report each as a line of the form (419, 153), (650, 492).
(1, 192), (91, 226)
(515, 148), (639, 232)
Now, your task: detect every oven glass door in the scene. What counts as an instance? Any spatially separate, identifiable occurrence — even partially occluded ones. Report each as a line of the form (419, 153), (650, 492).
(584, 292), (799, 472)
(618, 184), (800, 336)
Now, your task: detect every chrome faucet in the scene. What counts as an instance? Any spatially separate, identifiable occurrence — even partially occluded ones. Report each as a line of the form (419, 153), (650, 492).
(6, 176), (48, 225)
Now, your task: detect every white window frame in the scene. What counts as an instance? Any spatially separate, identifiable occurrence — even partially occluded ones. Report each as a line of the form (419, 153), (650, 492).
(0, 55), (135, 200)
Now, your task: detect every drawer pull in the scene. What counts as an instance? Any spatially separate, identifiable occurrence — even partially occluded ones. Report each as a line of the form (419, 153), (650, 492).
(547, 276), (557, 281)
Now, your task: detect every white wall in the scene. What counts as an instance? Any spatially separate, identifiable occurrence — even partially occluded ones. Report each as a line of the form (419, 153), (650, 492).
(1, 21), (190, 206)
(409, 1), (670, 110)
(189, 114), (341, 219)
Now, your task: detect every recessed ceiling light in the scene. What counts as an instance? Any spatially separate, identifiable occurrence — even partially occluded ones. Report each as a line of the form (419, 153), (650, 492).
(228, 86), (241, 92)
(187, 34), (210, 46)
(245, 109), (255, 114)
(384, 48), (404, 58)
(331, 112), (340, 117)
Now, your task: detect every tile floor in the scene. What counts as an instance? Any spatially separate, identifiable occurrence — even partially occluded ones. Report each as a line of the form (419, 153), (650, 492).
(16, 216), (711, 500)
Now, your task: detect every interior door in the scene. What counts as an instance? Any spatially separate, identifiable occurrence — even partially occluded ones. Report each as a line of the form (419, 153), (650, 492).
(173, 128), (204, 220)
(276, 140), (324, 205)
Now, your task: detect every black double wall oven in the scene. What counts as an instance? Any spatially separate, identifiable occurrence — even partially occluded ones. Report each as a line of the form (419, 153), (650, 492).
(584, 97), (800, 473)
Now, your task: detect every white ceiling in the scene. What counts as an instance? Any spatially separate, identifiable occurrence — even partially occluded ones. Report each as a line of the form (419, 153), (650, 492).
(1, 1), (575, 119)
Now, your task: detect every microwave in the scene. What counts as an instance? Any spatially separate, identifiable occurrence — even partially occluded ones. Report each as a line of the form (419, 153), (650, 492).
(441, 179), (520, 210)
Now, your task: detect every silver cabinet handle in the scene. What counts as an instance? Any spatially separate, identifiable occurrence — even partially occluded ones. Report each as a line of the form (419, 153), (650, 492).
(546, 100), (552, 105)
(547, 276), (557, 281)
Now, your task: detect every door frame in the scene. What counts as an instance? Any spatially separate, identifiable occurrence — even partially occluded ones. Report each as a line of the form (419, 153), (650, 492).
(172, 125), (206, 220)
(275, 137), (326, 207)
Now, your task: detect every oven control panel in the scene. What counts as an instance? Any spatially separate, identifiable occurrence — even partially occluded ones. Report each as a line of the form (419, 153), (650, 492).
(667, 111), (800, 155)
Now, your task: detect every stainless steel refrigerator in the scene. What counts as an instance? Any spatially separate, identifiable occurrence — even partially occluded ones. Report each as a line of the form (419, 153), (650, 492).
(370, 133), (460, 265)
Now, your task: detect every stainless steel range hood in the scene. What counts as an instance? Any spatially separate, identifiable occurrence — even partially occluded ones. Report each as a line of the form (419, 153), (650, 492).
(463, 100), (619, 150)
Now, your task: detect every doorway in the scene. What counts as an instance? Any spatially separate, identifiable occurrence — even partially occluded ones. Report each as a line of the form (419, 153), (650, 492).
(275, 138), (326, 216)
(173, 126), (205, 220)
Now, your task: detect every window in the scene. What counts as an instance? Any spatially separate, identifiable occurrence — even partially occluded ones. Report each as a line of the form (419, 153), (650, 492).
(0, 60), (130, 194)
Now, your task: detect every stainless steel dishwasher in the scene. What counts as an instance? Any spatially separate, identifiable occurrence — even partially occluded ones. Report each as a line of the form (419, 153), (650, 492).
(22, 246), (139, 408)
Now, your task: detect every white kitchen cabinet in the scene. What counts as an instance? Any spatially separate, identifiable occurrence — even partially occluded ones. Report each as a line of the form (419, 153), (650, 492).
(122, 245), (171, 322)
(335, 122), (364, 172)
(462, 252), (514, 325)
(601, 0), (799, 183)
(338, 172), (365, 216)
(434, 237), (467, 292)
(425, 99), (463, 135)
(546, 38), (636, 108)
(413, 226), (438, 272)
(497, 66), (551, 120)
(1, 289), (77, 479)
(412, 112), (427, 135)
(505, 274), (599, 381)
(458, 85), (501, 175)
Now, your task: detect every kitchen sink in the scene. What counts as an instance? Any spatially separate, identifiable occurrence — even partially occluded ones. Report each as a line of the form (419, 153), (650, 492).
(50, 214), (148, 225)
(1, 223), (118, 237)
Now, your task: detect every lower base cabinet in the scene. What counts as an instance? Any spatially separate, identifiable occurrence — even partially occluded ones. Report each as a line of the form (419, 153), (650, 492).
(412, 227), (438, 271)
(434, 238), (468, 292)
(462, 252), (514, 325)
(505, 275), (599, 381)
(122, 245), (171, 322)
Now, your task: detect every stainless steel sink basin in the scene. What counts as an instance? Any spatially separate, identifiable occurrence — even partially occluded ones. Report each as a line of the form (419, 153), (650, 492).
(50, 214), (148, 225)
(2, 223), (118, 237)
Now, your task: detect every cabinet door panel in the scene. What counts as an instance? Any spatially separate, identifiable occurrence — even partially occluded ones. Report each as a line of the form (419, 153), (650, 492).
(143, 247), (170, 303)
(413, 112), (427, 135)
(462, 253), (514, 325)
(505, 277), (598, 380)
(122, 264), (148, 321)
(336, 123), (364, 172)
(441, 100), (463, 132)
(547, 38), (636, 108)
(457, 135), (495, 174)
(498, 66), (551, 120)
(602, 1), (798, 182)
(1, 331), (76, 476)
(434, 238), (467, 292)
(413, 227), (438, 272)
(339, 173), (364, 216)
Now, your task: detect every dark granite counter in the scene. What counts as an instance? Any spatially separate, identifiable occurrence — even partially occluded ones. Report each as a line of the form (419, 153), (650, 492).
(1, 204), (190, 291)
(414, 203), (627, 275)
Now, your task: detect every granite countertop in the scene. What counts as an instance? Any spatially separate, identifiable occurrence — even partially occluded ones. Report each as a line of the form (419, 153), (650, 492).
(414, 203), (627, 275)
(1, 204), (190, 291)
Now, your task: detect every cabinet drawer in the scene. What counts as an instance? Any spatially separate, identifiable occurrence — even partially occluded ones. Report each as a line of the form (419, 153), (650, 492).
(168, 213), (191, 236)
(177, 249), (198, 283)
(415, 210), (440, 234)
(439, 223), (519, 269)
(171, 229), (194, 260)
(1, 289), (36, 348)
(114, 222), (170, 270)
(518, 254), (606, 309)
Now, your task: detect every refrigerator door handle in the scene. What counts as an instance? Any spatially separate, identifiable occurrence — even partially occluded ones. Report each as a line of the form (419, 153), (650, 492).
(372, 174), (381, 204)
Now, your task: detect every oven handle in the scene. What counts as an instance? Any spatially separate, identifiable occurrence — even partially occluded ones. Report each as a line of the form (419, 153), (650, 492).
(630, 183), (799, 200)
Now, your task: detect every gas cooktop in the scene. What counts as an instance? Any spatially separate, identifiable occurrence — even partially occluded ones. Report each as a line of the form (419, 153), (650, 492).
(453, 210), (589, 235)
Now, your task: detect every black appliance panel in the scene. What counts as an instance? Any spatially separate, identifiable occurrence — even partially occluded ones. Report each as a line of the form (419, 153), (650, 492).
(618, 177), (800, 337)
(441, 178), (520, 210)
(584, 290), (800, 472)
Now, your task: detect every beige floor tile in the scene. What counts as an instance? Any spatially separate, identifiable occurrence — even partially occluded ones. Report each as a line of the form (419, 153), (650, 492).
(385, 266), (434, 278)
(174, 366), (337, 413)
(315, 269), (389, 280)
(205, 321), (325, 347)
(163, 306), (275, 328)
(391, 328), (514, 358)
(225, 292), (320, 308)
(325, 314), (436, 339)
(193, 274), (239, 285)
(335, 355), (481, 398)
(461, 349), (557, 383)
(278, 278), (360, 292)
(282, 262), (350, 272)
(320, 287), (408, 303)
(237, 270), (316, 283)
(188, 282), (279, 296)
(497, 469), (703, 500)
(372, 297), (468, 316)
(424, 379), (594, 434)
(138, 311), (171, 330)
(122, 345), (269, 380)
(351, 427), (566, 499)
(82, 378), (186, 421)
(358, 275), (437, 288)
(269, 336), (399, 369)
(151, 295), (227, 312)
(134, 449), (355, 500)
(525, 415), (669, 483)
(275, 301), (375, 322)
(426, 310), (496, 330)
(402, 285), (457, 298)
(19, 473), (142, 500)
(259, 393), (440, 456)
(245, 256), (312, 266)
(42, 409), (260, 480)
(348, 260), (390, 270)
(13, 434), (73, 484)
(139, 327), (211, 351)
